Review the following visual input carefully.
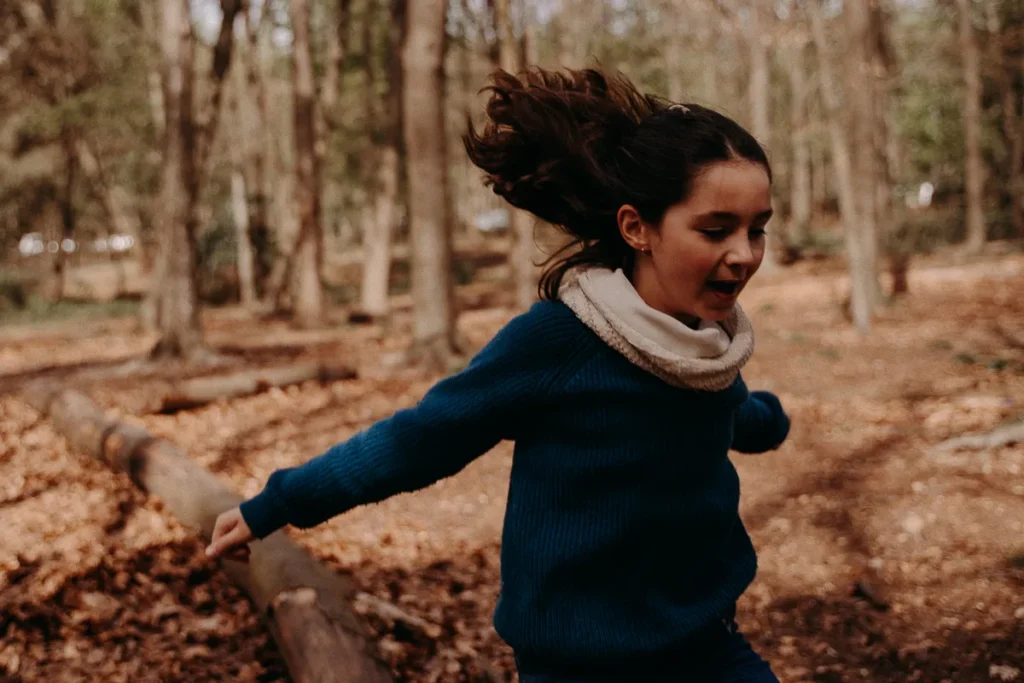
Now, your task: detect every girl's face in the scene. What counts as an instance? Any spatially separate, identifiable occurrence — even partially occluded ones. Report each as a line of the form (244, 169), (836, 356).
(619, 160), (772, 325)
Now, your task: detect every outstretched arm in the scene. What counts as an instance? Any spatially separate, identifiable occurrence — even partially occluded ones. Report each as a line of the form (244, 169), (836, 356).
(236, 304), (586, 539)
(731, 390), (790, 454)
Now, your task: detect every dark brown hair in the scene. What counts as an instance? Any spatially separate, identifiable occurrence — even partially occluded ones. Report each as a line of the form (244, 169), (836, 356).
(463, 67), (772, 300)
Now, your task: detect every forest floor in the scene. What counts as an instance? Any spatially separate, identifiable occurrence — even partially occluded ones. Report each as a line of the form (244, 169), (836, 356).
(2, 250), (1024, 683)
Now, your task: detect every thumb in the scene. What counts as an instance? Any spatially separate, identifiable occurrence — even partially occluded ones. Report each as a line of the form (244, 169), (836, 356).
(206, 520), (240, 558)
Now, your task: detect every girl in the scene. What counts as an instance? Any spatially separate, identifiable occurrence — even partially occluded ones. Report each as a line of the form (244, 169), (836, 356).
(207, 68), (790, 683)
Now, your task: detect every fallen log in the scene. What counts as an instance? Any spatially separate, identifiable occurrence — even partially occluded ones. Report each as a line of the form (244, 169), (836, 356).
(157, 362), (357, 413)
(22, 381), (393, 683)
(931, 420), (1024, 455)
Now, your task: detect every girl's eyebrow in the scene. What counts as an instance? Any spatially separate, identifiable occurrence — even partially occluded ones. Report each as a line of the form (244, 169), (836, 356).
(693, 209), (774, 223)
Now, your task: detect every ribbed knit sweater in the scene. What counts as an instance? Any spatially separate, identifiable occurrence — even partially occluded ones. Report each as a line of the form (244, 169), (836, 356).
(239, 300), (790, 666)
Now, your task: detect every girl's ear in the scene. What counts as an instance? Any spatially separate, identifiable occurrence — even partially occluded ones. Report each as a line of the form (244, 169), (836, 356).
(617, 204), (651, 253)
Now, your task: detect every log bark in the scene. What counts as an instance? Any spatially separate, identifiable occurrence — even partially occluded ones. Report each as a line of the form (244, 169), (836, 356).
(22, 382), (394, 683)
(157, 362), (357, 413)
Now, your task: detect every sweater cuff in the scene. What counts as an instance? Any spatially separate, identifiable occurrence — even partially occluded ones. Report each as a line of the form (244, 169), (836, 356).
(752, 390), (790, 448)
(239, 484), (290, 539)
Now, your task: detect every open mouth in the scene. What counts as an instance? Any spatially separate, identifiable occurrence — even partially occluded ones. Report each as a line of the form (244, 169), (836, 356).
(706, 280), (742, 296)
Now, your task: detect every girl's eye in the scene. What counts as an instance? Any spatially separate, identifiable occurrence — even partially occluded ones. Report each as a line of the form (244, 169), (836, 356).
(750, 226), (768, 239)
(701, 229), (729, 241)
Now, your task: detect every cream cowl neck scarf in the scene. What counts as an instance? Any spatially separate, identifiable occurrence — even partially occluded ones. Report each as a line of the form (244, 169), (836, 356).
(558, 267), (754, 391)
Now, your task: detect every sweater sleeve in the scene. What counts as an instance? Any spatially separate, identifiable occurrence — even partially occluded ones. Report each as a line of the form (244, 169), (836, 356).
(239, 303), (584, 539)
(731, 389), (791, 454)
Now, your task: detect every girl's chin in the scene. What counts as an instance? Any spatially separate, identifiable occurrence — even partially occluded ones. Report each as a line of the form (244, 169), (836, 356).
(696, 300), (738, 321)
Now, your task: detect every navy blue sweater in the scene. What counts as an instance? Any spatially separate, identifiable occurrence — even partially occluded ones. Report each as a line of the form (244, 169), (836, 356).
(240, 300), (789, 664)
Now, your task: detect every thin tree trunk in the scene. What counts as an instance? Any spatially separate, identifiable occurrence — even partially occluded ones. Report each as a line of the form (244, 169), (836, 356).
(984, 0), (1023, 238)
(229, 58), (257, 307)
(290, 0), (325, 329)
(317, 0), (353, 249)
(57, 139), (76, 300)
(360, 0), (405, 319)
(664, 8), (685, 103)
(956, 0), (987, 253)
(494, 0), (537, 309)
(809, 0), (871, 333)
(848, 0), (883, 307)
(402, 0), (458, 364)
(320, 0), (352, 131)
(24, 383), (393, 683)
(785, 40), (812, 245)
(243, 2), (271, 292)
(139, 1), (166, 140)
(811, 119), (828, 215)
(746, 3), (779, 273)
(39, 200), (66, 302)
(868, 0), (897, 293)
(520, 0), (538, 68)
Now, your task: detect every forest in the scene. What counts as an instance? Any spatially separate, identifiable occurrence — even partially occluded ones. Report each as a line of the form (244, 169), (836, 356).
(1, 0), (1023, 681)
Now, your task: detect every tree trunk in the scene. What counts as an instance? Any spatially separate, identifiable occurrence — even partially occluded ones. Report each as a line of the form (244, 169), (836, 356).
(290, 0), (325, 329)
(229, 59), (257, 308)
(494, 0), (537, 310)
(139, 1), (166, 140)
(360, 0), (405, 320)
(262, 25), (301, 312)
(809, 0), (872, 333)
(317, 0), (353, 251)
(152, 0), (241, 359)
(848, 0), (884, 307)
(785, 40), (812, 245)
(811, 117), (828, 215)
(39, 201), (66, 303)
(23, 383), (393, 683)
(746, 3), (779, 273)
(984, 0), (1023, 238)
(402, 0), (458, 364)
(243, 3), (271, 293)
(151, 0), (202, 358)
(956, 0), (987, 253)
(520, 0), (538, 69)
(664, 14), (684, 103)
(320, 0), (352, 131)
(868, 0), (897, 295)
(360, 141), (395, 321)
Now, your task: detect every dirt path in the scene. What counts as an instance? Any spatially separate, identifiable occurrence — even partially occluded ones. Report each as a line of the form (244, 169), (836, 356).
(2, 255), (1023, 682)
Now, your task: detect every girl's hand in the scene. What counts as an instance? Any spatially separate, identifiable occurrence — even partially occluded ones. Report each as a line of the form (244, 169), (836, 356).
(206, 507), (253, 562)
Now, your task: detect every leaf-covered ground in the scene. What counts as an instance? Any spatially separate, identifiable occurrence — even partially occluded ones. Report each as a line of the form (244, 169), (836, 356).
(2, 252), (1023, 682)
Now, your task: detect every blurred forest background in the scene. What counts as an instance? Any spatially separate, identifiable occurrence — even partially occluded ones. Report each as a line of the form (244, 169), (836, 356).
(1, 0), (1021, 345)
(2, 1), (1024, 682)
